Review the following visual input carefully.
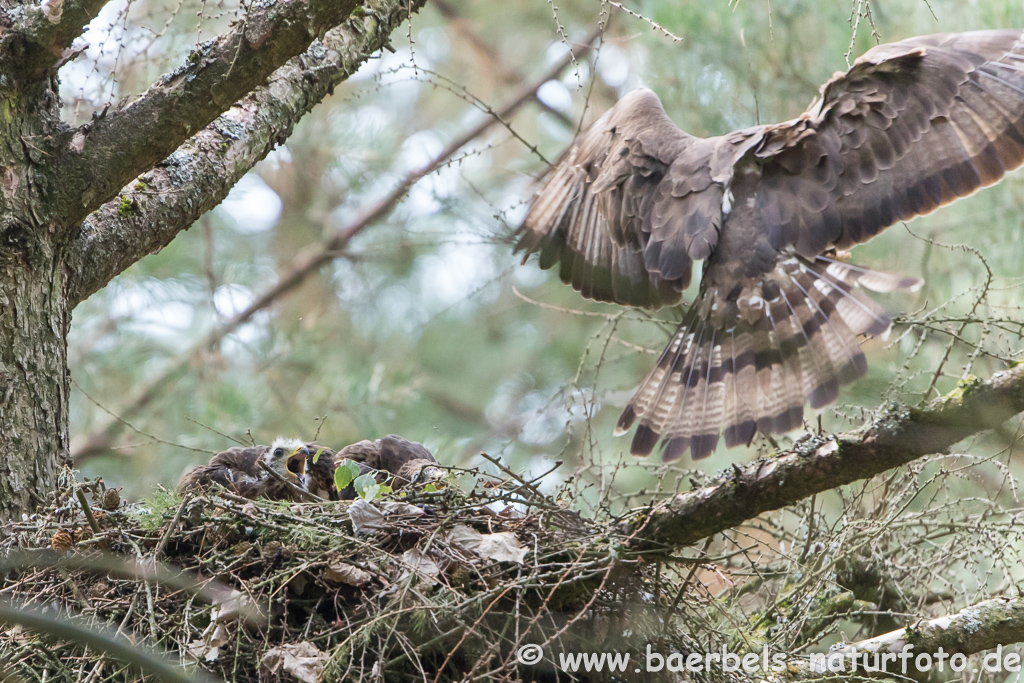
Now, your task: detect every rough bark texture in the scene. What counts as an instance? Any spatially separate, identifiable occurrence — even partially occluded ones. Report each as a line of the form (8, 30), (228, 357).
(630, 364), (1024, 550)
(781, 596), (1024, 680)
(0, 0), (422, 519)
(49, 0), (364, 228)
(66, 1), (426, 305)
(0, 80), (71, 517)
(0, 0), (109, 81)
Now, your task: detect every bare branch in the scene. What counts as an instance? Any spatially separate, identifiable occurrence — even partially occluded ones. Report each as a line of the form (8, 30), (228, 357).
(47, 0), (368, 228)
(70, 24), (606, 461)
(783, 596), (1024, 679)
(66, 0), (426, 306)
(432, 0), (575, 127)
(630, 364), (1024, 549)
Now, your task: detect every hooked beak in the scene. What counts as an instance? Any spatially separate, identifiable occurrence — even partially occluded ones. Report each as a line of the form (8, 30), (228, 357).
(285, 446), (309, 480)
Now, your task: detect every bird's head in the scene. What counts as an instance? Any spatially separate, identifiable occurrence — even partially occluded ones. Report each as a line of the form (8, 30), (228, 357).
(265, 437), (310, 484)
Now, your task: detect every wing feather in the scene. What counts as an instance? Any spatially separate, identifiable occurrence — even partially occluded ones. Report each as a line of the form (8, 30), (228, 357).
(516, 88), (721, 308)
(748, 30), (1024, 254)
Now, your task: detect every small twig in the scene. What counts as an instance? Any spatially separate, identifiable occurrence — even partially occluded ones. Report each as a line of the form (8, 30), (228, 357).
(258, 461), (324, 503)
(798, 493), (817, 564)
(184, 416), (245, 446)
(479, 452), (548, 502)
(75, 488), (102, 537)
(153, 496), (190, 560)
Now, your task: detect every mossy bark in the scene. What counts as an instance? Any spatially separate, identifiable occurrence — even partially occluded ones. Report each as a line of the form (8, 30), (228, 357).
(0, 81), (70, 519)
(0, 0), (423, 518)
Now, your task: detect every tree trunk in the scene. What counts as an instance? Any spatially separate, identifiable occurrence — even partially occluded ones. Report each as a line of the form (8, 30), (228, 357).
(0, 0), (423, 519)
(0, 80), (70, 519)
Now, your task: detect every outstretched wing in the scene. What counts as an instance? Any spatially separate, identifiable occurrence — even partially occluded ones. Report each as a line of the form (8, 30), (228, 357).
(752, 29), (1024, 256)
(515, 88), (723, 308)
(618, 29), (1024, 461)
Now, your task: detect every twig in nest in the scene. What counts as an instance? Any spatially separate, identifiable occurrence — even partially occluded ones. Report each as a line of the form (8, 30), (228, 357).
(154, 496), (190, 560)
(258, 461), (324, 503)
(75, 488), (102, 536)
(479, 452), (549, 500)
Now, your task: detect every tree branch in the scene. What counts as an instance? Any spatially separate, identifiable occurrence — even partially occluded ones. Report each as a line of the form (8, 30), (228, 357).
(629, 365), (1024, 549)
(783, 596), (1024, 679)
(48, 0), (368, 228)
(66, 0), (426, 307)
(432, 0), (575, 127)
(69, 23), (605, 461)
(0, 0), (109, 81)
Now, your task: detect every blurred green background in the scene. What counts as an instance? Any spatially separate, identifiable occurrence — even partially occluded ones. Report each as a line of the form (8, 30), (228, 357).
(67, 0), (1024, 508)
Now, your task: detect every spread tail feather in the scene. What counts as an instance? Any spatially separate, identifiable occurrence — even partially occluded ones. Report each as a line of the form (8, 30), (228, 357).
(617, 256), (917, 460)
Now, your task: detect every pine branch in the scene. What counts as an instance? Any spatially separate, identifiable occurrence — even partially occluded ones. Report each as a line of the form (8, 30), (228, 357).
(47, 0), (368, 228)
(629, 365), (1024, 549)
(66, 0), (426, 306)
(782, 596), (1024, 679)
(69, 23), (606, 461)
(0, 0), (109, 80)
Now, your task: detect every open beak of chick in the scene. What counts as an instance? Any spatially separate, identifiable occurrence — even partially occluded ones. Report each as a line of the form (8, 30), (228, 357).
(285, 446), (310, 481)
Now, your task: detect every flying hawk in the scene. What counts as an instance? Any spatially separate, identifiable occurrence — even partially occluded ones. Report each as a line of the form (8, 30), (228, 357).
(335, 435), (441, 499)
(516, 29), (1024, 461)
(178, 438), (313, 501)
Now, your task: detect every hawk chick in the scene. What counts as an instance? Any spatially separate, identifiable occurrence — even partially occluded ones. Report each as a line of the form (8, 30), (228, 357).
(178, 438), (312, 501)
(335, 435), (441, 499)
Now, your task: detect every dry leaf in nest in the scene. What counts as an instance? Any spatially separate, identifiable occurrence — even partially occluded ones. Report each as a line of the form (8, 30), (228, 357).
(187, 623), (231, 663)
(51, 529), (73, 552)
(210, 589), (248, 623)
(446, 525), (528, 564)
(348, 499), (426, 535)
(262, 641), (329, 683)
(348, 499), (385, 535)
(397, 547), (440, 583)
(289, 573), (309, 596)
(324, 562), (373, 587)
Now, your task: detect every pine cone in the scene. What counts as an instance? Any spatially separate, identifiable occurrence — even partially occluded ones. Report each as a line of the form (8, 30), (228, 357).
(101, 488), (121, 511)
(73, 526), (94, 543)
(51, 529), (74, 552)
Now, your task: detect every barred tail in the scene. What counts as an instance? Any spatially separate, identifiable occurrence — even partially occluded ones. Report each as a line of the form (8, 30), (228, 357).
(616, 256), (921, 460)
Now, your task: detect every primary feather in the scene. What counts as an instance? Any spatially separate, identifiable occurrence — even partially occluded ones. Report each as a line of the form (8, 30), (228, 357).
(517, 29), (1024, 460)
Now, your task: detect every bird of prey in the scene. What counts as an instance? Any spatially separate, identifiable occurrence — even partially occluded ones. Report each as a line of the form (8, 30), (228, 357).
(304, 444), (342, 501)
(178, 438), (313, 501)
(335, 435), (441, 499)
(516, 29), (1024, 461)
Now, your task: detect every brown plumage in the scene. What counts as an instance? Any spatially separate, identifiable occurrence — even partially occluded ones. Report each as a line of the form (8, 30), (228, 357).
(517, 30), (1024, 460)
(304, 444), (341, 501)
(334, 435), (441, 499)
(178, 438), (313, 501)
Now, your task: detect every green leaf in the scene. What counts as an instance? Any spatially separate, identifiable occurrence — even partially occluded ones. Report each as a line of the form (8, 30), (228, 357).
(424, 483), (437, 493)
(354, 473), (378, 499)
(334, 460), (362, 491)
(312, 446), (326, 464)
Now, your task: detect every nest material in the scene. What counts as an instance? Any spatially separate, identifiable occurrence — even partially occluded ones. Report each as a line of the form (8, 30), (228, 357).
(0, 466), (692, 683)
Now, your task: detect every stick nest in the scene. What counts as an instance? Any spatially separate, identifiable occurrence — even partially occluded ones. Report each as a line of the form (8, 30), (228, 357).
(0, 465), (690, 683)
